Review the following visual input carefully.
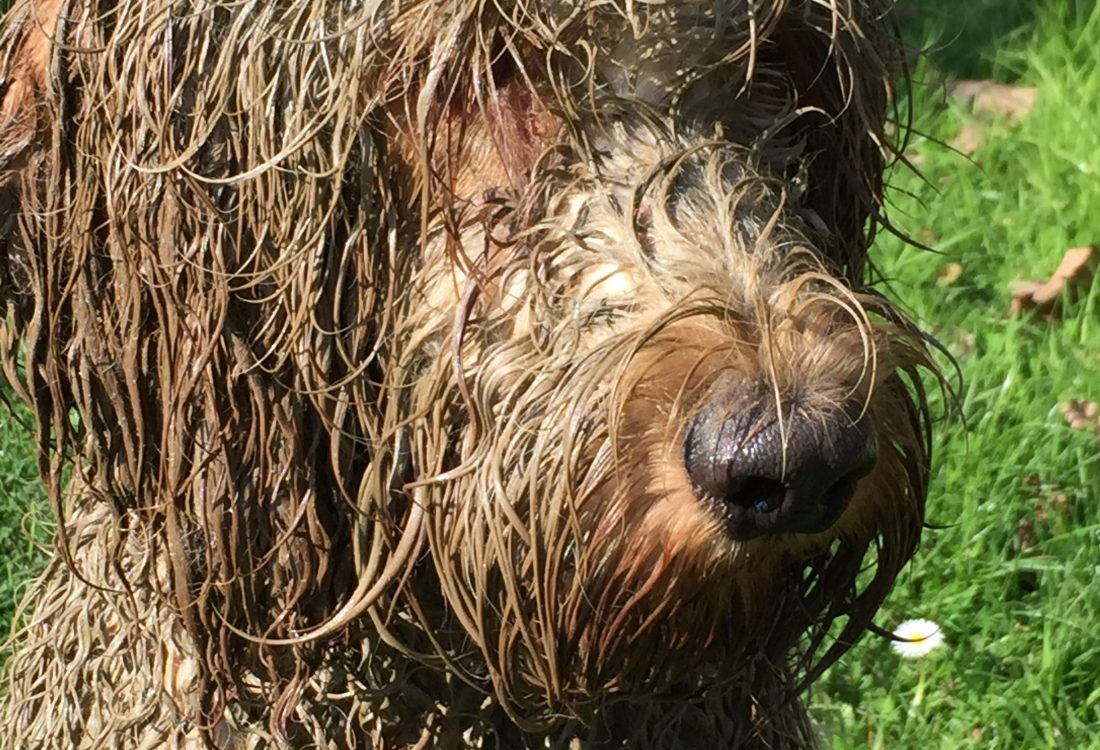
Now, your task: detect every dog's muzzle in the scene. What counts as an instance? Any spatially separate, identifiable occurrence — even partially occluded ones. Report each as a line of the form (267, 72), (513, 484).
(685, 386), (877, 541)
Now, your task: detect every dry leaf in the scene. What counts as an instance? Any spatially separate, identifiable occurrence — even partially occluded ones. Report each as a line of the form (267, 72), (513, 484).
(949, 122), (984, 155)
(1010, 245), (1097, 315)
(1061, 398), (1100, 433)
(951, 80), (1038, 122)
(1024, 476), (1072, 542)
(1032, 501), (1048, 523)
(1017, 517), (1036, 552)
(937, 262), (963, 286)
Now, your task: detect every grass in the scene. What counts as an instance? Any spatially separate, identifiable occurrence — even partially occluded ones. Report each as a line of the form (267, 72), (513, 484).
(0, 1), (1098, 747)
(0, 396), (48, 642)
(812, 2), (1100, 747)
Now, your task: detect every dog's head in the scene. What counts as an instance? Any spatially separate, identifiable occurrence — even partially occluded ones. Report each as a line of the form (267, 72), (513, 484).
(374, 0), (935, 719)
(0, 0), (935, 739)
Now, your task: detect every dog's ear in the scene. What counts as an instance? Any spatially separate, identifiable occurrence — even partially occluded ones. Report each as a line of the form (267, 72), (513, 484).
(0, 0), (60, 189)
(395, 35), (562, 207)
(753, 3), (907, 281)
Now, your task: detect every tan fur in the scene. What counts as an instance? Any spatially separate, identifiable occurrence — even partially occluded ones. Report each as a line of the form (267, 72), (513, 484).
(0, 0), (936, 747)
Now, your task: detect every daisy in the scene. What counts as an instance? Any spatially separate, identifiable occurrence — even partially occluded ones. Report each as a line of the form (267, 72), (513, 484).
(891, 618), (945, 659)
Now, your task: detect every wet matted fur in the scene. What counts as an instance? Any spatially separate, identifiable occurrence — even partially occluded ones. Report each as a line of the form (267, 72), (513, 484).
(0, 0), (937, 747)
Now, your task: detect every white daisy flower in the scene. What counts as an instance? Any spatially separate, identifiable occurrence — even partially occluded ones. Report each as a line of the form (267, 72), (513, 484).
(891, 618), (945, 659)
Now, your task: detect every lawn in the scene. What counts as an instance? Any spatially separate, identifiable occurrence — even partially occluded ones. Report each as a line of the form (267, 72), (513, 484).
(812, 1), (1100, 747)
(1, 1), (1098, 748)
(0, 397), (47, 643)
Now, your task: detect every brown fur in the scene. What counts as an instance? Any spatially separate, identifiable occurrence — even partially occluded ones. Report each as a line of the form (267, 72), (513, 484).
(0, 0), (936, 747)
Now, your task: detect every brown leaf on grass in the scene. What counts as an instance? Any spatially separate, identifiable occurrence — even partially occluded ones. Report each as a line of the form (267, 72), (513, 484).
(951, 80), (1038, 122)
(1032, 501), (1048, 523)
(1017, 517), (1037, 552)
(1022, 474), (1072, 538)
(937, 262), (963, 286)
(1061, 398), (1100, 433)
(1033, 493), (1070, 538)
(949, 122), (984, 156)
(1019, 482), (1073, 557)
(1010, 246), (1097, 315)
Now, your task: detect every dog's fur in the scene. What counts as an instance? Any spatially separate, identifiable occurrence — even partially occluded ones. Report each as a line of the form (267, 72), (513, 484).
(0, 0), (936, 747)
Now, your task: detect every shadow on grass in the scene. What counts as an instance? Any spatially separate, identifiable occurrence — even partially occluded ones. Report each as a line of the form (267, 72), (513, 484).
(898, 0), (1040, 80)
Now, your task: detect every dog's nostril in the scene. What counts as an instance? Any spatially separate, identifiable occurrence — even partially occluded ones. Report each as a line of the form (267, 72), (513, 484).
(820, 475), (860, 512)
(725, 476), (786, 514)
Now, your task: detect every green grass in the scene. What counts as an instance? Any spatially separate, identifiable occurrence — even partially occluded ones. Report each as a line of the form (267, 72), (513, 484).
(0, 1), (1098, 746)
(813, 2), (1100, 748)
(0, 396), (48, 642)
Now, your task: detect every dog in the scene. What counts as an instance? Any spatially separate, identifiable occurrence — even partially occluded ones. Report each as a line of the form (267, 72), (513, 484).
(0, 0), (936, 747)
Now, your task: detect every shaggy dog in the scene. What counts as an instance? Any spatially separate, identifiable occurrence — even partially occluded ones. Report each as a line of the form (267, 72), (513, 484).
(0, 0), (937, 747)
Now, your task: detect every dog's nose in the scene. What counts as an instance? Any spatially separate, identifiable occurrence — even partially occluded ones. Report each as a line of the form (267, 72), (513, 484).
(685, 397), (877, 541)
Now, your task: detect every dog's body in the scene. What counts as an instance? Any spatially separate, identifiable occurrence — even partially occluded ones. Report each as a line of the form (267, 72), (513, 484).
(0, 1), (935, 747)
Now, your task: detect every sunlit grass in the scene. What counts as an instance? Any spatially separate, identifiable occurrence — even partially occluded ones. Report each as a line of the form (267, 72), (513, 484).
(814, 3), (1100, 747)
(0, 396), (48, 644)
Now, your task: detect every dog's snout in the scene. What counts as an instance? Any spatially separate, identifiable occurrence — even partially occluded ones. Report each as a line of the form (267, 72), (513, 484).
(685, 394), (877, 541)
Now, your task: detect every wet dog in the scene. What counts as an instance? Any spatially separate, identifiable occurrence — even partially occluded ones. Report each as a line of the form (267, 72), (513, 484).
(0, 0), (935, 746)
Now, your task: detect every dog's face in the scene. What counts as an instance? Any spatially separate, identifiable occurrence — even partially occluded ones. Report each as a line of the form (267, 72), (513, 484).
(379, 0), (934, 718)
